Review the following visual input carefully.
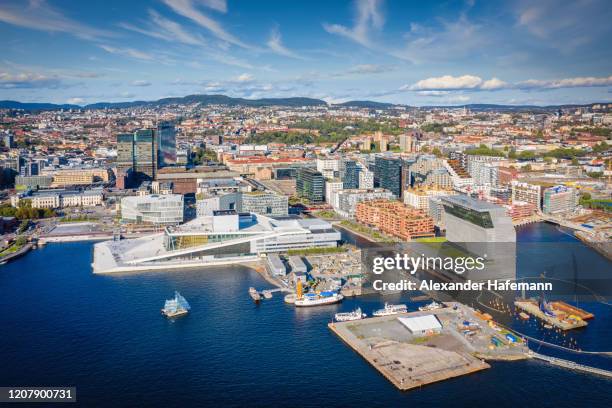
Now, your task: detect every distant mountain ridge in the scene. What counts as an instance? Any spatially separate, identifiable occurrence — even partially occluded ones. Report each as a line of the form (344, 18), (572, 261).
(0, 95), (608, 111)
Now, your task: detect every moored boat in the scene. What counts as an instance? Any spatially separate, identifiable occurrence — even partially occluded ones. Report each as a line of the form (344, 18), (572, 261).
(294, 291), (343, 307)
(334, 307), (366, 322)
(418, 301), (443, 312)
(373, 302), (408, 316)
(161, 291), (191, 318)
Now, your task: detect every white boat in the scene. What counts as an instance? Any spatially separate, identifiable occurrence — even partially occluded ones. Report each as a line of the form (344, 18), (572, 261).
(161, 291), (191, 318)
(418, 301), (444, 312)
(334, 307), (366, 322)
(294, 291), (343, 307)
(372, 302), (408, 316)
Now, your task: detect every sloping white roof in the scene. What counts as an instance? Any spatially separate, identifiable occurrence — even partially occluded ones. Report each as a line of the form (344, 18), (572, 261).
(398, 315), (442, 332)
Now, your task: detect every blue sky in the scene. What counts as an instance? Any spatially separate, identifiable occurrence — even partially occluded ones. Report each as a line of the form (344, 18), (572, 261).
(0, 0), (610, 106)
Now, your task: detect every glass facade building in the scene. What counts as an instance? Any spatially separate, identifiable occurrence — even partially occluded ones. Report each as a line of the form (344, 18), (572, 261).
(157, 121), (176, 167)
(296, 168), (324, 203)
(343, 160), (360, 189)
(374, 156), (402, 197)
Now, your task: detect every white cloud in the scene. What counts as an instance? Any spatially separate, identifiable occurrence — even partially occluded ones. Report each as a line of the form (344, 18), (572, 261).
(514, 0), (612, 52)
(162, 0), (250, 48)
(99, 45), (155, 61)
(409, 75), (483, 90)
(323, 0), (384, 48)
(406, 74), (612, 92)
(131, 80), (152, 87)
(517, 76), (612, 89)
(67, 97), (85, 105)
(200, 0), (227, 13)
(235, 73), (254, 82)
(266, 26), (303, 59)
(0, 71), (63, 89)
(392, 15), (487, 63)
(346, 64), (394, 74)
(119, 9), (206, 46)
(0, 0), (114, 40)
(416, 90), (451, 96)
(480, 77), (509, 90)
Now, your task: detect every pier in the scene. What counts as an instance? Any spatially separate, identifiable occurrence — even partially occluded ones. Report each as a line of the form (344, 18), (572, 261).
(530, 352), (612, 379)
(329, 303), (528, 391)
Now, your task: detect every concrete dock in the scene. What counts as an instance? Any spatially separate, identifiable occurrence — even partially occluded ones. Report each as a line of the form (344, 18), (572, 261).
(329, 303), (528, 391)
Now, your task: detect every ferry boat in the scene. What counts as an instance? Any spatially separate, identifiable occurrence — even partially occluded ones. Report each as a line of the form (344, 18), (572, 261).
(161, 291), (191, 318)
(334, 307), (366, 322)
(418, 301), (444, 312)
(294, 291), (343, 307)
(372, 302), (408, 316)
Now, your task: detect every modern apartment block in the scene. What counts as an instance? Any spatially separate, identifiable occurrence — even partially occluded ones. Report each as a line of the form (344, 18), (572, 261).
(358, 167), (374, 189)
(296, 167), (324, 203)
(316, 156), (343, 179)
(543, 185), (578, 215)
(511, 181), (542, 209)
(325, 179), (344, 208)
(334, 188), (395, 218)
(239, 191), (288, 217)
(404, 187), (457, 211)
(355, 199), (435, 240)
(121, 194), (184, 225)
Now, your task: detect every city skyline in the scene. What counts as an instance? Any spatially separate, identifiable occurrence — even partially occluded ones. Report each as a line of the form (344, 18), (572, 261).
(0, 0), (611, 106)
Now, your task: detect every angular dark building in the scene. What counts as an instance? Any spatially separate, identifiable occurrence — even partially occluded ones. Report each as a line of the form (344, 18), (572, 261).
(374, 156), (402, 198)
(343, 160), (360, 189)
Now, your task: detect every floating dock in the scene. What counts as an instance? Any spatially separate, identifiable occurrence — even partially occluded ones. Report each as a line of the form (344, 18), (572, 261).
(514, 300), (587, 330)
(549, 301), (594, 320)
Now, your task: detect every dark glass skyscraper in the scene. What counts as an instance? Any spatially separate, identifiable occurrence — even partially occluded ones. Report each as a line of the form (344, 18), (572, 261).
(374, 156), (402, 198)
(157, 121), (176, 167)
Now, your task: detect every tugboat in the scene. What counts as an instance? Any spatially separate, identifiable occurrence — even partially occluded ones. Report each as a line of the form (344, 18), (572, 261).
(334, 307), (366, 322)
(161, 291), (191, 318)
(372, 302), (408, 316)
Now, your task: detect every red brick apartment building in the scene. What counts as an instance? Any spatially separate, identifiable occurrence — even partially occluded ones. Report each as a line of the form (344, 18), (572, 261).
(355, 200), (435, 241)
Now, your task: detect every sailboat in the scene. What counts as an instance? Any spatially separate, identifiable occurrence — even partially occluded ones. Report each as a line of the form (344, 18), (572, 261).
(161, 291), (191, 318)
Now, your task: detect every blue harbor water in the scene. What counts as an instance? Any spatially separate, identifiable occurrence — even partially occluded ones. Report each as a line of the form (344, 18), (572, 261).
(1, 222), (611, 407)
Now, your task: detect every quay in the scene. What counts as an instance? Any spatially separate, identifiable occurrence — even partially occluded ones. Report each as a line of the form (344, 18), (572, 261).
(514, 300), (588, 330)
(329, 303), (528, 391)
(530, 352), (612, 379)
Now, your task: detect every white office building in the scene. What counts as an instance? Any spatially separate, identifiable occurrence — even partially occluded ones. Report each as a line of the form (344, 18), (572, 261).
(121, 194), (184, 225)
